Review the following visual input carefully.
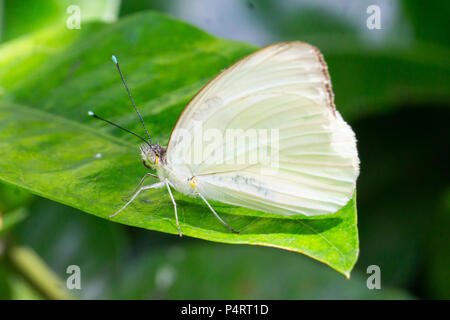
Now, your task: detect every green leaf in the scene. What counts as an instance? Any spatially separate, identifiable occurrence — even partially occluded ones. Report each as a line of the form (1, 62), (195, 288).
(0, 182), (33, 213)
(0, 11), (358, 276)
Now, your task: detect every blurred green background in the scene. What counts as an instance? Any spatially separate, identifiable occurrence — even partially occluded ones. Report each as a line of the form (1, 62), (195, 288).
(0, 0), (449, 299)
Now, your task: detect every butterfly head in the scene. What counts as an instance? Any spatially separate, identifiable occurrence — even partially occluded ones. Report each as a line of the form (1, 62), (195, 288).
(140, 144), (165, 169)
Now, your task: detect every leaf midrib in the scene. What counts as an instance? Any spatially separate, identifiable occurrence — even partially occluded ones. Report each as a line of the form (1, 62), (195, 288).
(0, 101), (136, 150)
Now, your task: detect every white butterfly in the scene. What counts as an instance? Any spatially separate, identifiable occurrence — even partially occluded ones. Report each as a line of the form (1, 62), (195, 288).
(89, 41), (359, 236)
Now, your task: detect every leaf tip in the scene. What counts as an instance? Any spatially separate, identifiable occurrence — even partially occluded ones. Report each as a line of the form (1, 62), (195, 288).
(344, 270), (352, 280)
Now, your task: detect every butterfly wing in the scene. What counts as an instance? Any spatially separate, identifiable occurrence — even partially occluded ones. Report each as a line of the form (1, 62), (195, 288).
(166, 41), (359, 216)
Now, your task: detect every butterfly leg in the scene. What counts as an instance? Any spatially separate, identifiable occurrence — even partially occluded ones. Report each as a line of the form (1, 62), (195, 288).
(122, 173), (160, 201)
(198, 193), (240, 234)
(165, 181), (182, 237)
(110, 181), (165, 218)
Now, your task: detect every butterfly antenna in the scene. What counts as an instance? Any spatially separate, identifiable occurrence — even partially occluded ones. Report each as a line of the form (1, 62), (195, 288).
(112, 55), (152, 144)
(88, 111), (151, 147)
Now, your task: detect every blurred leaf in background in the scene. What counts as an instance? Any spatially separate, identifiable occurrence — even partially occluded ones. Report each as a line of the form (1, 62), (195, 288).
(424, 189), (450, 299)
(9, 198), (409, 299)
(150, 0), (450, 120)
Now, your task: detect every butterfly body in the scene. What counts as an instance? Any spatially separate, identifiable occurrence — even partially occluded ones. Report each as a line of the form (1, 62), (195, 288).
(140, 142), (198, 196)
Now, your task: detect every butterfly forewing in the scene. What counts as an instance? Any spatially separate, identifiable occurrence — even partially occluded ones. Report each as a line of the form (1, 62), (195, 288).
(166, 42), (359, 216)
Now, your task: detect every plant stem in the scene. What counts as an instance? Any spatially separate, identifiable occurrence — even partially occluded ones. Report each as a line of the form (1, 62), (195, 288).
(5, 245), (75, 300)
